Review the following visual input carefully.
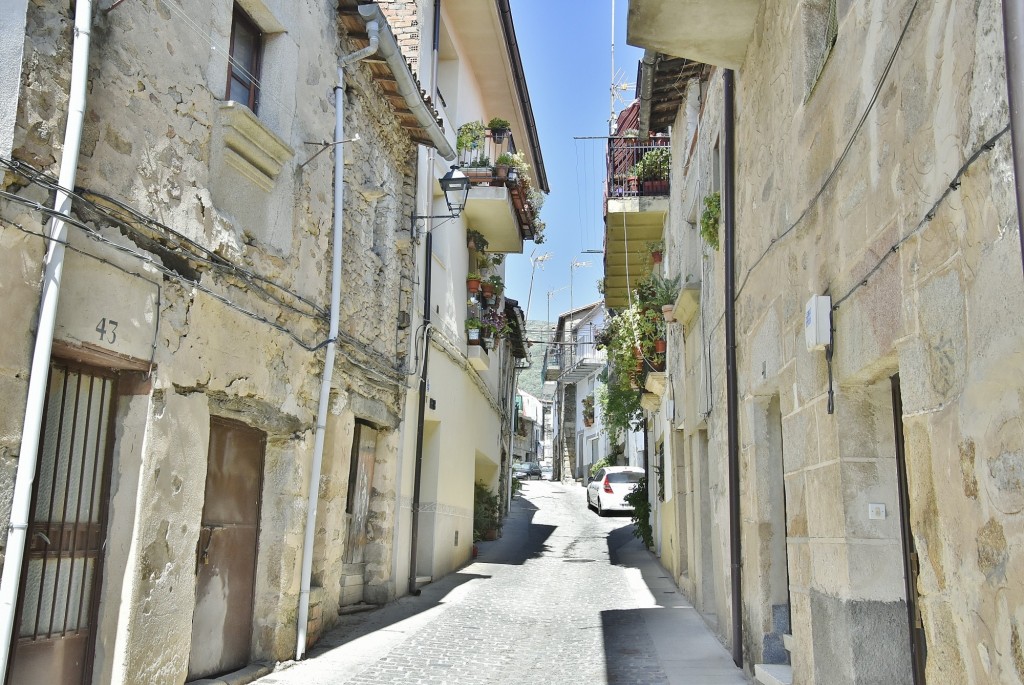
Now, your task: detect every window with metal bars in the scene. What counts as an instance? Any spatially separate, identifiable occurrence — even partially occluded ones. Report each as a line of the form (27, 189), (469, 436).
(227, 6), (263, 113)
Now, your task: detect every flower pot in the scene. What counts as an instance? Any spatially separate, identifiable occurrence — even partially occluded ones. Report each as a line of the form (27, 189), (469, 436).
(484, 527), (500, 541)
(651, 250), (663, 264)
(491, 128), (509, 144)
(482, 335), (494, 348)
(583, 418), (594, 427)
(482, 282), (495, 297)
(632, 346), (643, 360)
(655, 338), (667, 353)
(626, 176), (639, 194)
(662, 304), (675, 322)
(491, 164), (509, 186)
(642, 179), (669, 196)
(467, 278), (481, 293)
(467, 328), (481, 345)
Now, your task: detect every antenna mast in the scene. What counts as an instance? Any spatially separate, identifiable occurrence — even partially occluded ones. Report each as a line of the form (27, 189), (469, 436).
(609, 0), (616, 134)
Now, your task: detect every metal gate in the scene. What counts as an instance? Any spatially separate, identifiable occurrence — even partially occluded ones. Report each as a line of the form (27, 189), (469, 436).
(187, 417), (265, 681)
(8, 361), (117, 685)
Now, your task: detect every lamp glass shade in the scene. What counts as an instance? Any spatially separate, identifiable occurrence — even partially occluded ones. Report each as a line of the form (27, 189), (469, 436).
(439, 165), (471, 215)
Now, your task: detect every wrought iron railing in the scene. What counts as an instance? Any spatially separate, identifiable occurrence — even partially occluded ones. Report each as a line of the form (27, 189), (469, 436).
(605, 136), (671, 199)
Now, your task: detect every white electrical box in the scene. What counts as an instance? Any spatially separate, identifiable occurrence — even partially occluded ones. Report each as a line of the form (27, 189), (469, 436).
(805, 295), (832, 351)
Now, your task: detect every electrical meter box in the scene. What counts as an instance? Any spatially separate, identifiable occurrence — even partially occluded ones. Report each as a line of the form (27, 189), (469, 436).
(805, 295), (832, 351)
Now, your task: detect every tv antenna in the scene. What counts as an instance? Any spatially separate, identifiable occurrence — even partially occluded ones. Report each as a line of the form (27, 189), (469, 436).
(609, 0), (636, 134)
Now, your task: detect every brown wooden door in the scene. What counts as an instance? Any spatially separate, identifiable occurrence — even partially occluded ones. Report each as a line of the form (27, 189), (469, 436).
(8, 362), (117, 685)
(344, 422), (378, 564)
(187, 417), (265, 680)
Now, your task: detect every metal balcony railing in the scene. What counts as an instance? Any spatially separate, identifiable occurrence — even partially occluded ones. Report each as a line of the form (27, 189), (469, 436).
(458, 129), (538, 239)
(605, 136), (671, 199)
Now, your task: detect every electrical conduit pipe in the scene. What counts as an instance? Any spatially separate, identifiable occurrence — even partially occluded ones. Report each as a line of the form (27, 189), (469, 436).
(0, 3), (94, 679)
(295, 19), (379, 661)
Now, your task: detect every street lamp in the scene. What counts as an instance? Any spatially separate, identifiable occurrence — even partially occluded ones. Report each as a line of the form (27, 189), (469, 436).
(438, 165), (471, 216)
(411, 165), (472, 231)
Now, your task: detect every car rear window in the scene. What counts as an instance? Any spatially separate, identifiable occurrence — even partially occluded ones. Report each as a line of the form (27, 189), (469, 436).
(607, 471), (642, 483)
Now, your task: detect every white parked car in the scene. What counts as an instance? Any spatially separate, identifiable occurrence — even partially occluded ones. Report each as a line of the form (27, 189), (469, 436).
(586, 466), (644, 516)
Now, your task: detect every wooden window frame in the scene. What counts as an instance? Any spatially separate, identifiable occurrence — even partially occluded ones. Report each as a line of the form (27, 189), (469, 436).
(227, 6), (263, 113)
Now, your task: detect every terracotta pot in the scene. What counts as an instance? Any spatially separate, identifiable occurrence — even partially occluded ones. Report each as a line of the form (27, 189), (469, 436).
(655, 338), (666, 353)
(467, 278), (481, 293)
(491, 164), (509, 186)
(482, 282), (495, 297)
(484, 528), (500, 541)
(651, 250), (663, 264)
(662, 304), (675, 322)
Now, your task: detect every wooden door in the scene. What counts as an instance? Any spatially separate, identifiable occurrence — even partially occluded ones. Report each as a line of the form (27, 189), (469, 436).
(187, 417), (265, 680)
(8, 362), (117, 685)
(344, 422), (378, 564)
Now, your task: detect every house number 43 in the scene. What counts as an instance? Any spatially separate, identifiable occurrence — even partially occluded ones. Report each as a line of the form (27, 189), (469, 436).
(95, 317), (118, 344)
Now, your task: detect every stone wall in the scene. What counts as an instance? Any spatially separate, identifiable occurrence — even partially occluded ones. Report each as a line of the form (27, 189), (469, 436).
(730, 0), (1023, 681)
(1, 0), (419, 681)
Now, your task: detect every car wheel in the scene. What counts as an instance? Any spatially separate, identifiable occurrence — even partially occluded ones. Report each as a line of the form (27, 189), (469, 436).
(596, 496), (606, 517)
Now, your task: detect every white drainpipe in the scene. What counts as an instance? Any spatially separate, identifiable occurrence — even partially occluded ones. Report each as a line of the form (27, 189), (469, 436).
(0, 1), (94, 679)
(295, 20), (380, 661)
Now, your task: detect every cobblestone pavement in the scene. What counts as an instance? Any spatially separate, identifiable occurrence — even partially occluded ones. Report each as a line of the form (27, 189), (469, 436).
(255, 481), (749, 685)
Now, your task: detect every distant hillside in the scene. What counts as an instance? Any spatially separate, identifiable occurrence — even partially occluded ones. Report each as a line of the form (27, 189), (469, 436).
(517, 320), (554, 400)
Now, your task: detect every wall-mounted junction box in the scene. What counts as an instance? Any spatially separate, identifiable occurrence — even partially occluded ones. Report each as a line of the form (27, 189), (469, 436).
(805, 295), (832, 351)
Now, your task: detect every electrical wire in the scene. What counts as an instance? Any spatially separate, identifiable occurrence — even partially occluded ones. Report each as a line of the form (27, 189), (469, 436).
(1, 157), (326, 319)
(0, 191), (323, 350)
(734, 0), (920, 301)
(0, 217), (164, 373)
(831, 124), (1010, 310)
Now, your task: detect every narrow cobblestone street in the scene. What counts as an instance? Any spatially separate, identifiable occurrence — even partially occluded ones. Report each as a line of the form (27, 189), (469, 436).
(255, 481), (749, 685)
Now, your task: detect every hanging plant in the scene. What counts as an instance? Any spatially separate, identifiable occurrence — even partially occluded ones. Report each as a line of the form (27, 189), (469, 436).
(701, 191), (721, 250)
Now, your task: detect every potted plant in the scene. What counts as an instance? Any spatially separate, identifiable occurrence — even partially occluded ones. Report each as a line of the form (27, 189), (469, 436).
(486, 274), (505, 296)
(493, 152), (515, 185)
(654, 338), (667, 354)
(466, 271), (482, 293)
(481, 278), (495, 298)
(466, 316), (483, 344)
(473, 481), (500, 541)
(487, 117), (512, 143)
(464, 155), (492, 183)
(582, 395), (595, 427)
(467, 229), (488, 252)
(651, 273), (681, 321)
(457, 120), (486, 156)
(633, 147), (671, 195)
(701, 191), (721, 250)
(647, 240), (664, 265)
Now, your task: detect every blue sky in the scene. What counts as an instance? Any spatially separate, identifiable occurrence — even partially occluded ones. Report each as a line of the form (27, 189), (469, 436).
(505, 0), (642, 324)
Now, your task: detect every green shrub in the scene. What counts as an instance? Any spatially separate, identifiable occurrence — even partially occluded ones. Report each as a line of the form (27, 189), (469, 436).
(624, 477), (653, 548)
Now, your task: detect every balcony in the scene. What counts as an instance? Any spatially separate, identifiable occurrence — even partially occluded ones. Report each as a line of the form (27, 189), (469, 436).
(459, 129), (539, 254)
(557, 323), (605, 384)
(626, 0), (761, 70)
(603, 138), (670, 309)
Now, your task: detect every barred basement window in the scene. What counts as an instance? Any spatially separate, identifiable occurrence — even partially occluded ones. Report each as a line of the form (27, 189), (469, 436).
(227, 6), (263, 113)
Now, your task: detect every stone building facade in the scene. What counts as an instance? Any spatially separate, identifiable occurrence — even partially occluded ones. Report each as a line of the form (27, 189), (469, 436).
(621, 0), (1024, 683)
(0, 0), (447, 682)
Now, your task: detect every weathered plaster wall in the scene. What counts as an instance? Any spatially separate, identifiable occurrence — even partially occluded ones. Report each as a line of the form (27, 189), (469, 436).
(2, 0), (420, 680)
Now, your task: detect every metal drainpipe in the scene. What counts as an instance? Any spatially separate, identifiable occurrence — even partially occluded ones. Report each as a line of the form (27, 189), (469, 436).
(1002, 0), (1024, 277)
(0, 3), (93, 678)
(723, 68), (743, 668)
(407, 227), (433, 597)
(295, 20), (379, 661)
(407, 0), (443, 599)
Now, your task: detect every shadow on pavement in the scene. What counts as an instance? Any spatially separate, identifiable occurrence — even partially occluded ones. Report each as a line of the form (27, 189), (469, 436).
(607, 522), (638, 565)
(473, 485), (556, 565)
(601, 608), (671, 684)
(304, 569), (491, 660)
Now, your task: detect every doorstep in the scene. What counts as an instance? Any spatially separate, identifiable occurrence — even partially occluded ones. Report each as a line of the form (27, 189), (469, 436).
(754, 663), (793, 685)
